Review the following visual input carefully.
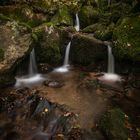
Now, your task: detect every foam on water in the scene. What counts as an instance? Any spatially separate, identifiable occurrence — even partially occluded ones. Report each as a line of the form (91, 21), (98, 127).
(54, 65), (69, 73)
(99, 73), (121, 82)
(98, 44), (121, 82)
(15, 74), (45, 88)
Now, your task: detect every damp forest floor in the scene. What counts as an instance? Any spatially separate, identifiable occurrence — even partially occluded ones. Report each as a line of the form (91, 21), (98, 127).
(0, 66), (140, 140)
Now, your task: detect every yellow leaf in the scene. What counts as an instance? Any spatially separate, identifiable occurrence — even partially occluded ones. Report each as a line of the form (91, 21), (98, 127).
(44, 108), (48, 113)
(57, 133), (64, 137)
(128, 138), (132, 140)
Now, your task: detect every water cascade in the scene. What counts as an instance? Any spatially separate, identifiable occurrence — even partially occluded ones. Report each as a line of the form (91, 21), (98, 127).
(107, 45), (114, 73)
(99, 45), (121, 82)
(54, 41), (71, 73)
(63, 41), (71, 66)
(29, 48), (38, 75)
(75, 13), (80, 32)
(54, 12), (80, 73)
(15, 48), (45, 88)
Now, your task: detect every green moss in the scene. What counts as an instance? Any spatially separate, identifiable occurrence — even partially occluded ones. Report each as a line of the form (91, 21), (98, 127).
(79, 6), (99, 28)
(94, 23), (114, 41)
(0, 48), (4, 61)
(36, 37), (61, 64)
(109, 3), (132, 23)
(0, 14), (11, 21)
(99, 108), (128, 140)
(113, 16), (140, 61)
(83, 23), (114, 41)
(31, 33), (38, 42)
(51, 6), (73, 26)
(32, 0), (81, 14)
(33, 24), (62, 65)
(97, 0), (108, 11)
(32, 23), (55, 39)
(0, 5), (50, 28)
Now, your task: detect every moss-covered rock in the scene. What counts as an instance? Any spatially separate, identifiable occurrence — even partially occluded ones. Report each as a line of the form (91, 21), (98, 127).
(109, 2), (132, 23)
(113, 15), (140, 61)
(30, 0), (81, 15)
(0, 21), (33, 87)
(70, 33), (107, 65)
(51, 6), (73, 26)
(79, 6), (99, 28)
(0, 5), (50, 28)
(99, 108), (128, 140)
(33, 24), (62, 65)
(83, 23), (114, 41)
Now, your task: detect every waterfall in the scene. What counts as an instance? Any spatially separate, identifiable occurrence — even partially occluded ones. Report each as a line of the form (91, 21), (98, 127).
(63, 41), (71, 66)
(54, 12), (79, 73)
(15, 48), (45, 88)
(75, 13), (80, 32)
(29, 48), (37, 76)
(107, 45), (114, 73)
(54, 41), (71, 73)
(108, 0), (111, 6)
(98, 44), (121, 82)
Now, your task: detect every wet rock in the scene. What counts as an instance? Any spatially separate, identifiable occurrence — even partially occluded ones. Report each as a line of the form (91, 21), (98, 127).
(70, 33), (107, 66)
(0, 21), (33, 87)
(32, 99), (51, 116)
(48, 81), (64, 88)
(99, 108), (129, 140)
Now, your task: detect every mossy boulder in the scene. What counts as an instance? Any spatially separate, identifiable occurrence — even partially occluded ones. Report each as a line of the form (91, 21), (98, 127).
(0, 5), (50, 28)
(79, 6), (99, 28)
(113, 16), (140, 61)
(83, 23), (115, 41)
(30, 0), (81, 14)
(70, 33), (107, 65)
(0, 21), (33, 87)
(33, 24), (62, 65)
(51, 6), (73, 26)
(108, 3), (132, 23)
(99, 108), (128, 140)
